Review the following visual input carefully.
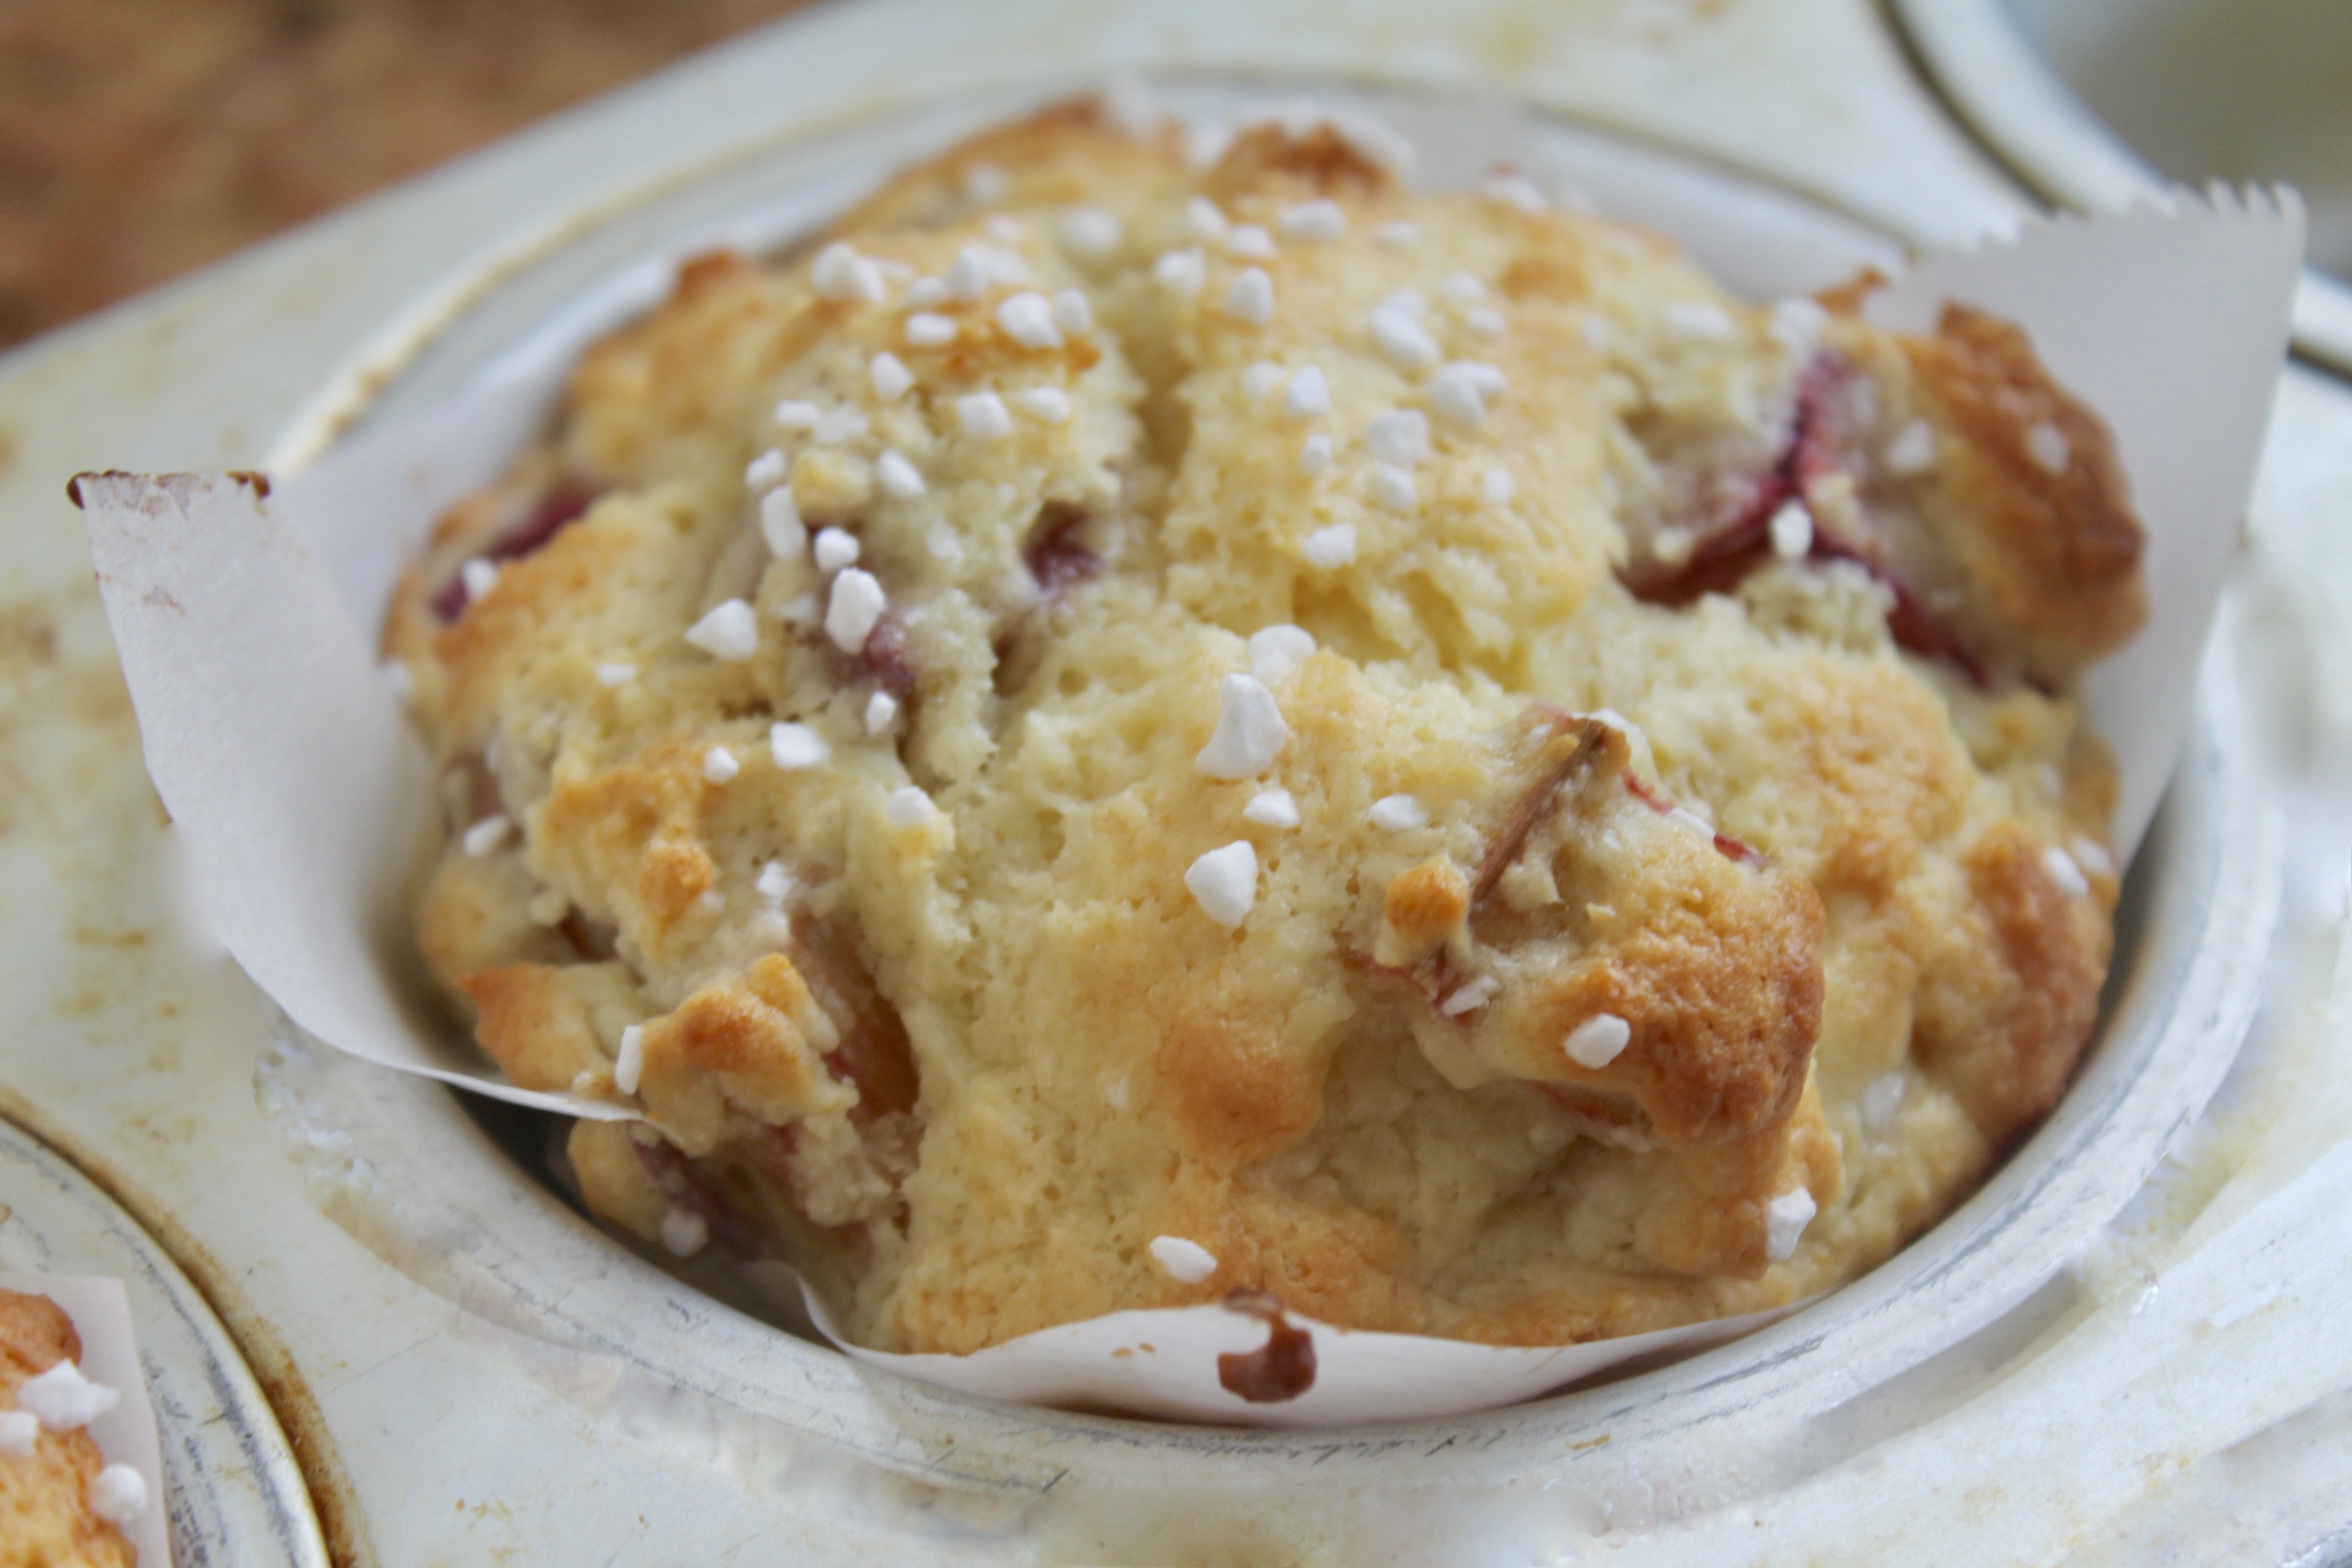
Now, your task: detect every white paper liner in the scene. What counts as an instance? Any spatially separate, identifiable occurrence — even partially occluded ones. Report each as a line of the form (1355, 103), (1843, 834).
(0, 1272), (172, 1567)
(78, 178), (2300, 1426)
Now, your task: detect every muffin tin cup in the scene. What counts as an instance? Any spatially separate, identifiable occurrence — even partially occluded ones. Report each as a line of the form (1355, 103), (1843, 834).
(77, 84), (2299, 1428)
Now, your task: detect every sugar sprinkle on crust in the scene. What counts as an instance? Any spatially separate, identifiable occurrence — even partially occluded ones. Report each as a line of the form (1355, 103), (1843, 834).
(392, 100), (2139, 1360)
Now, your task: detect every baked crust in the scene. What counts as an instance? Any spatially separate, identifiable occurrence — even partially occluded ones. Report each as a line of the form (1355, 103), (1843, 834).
(389, 101), (2138, 1355)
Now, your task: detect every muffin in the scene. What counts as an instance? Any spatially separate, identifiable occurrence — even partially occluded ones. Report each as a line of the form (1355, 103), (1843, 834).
(0, 1290), (137, 1566)
(383, 101), (2142, 1357)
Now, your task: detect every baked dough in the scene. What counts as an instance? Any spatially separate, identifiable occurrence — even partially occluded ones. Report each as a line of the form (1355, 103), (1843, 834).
(385, 102), (2140, 1354)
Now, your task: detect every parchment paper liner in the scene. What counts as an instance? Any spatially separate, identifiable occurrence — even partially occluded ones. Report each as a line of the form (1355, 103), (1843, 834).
(0, 1272), (172, 1565)
(78, 167), (2300, 1425)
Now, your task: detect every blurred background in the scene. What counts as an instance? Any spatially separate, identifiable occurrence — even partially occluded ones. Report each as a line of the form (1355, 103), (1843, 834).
(0, 0), (815, 350)
(5, 0), (2346, 357)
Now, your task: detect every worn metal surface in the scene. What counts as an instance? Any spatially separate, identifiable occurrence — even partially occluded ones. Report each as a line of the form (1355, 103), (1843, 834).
(1, 0), (2348, 1562)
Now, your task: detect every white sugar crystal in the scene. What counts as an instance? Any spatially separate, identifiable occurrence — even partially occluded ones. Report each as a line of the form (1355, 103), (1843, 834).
(1369, 793), (1428, 831)
(1060, 204), (1122, 259)
(1376, 219), (1419, 247)
(1378, 288), (1426, 319)
(1368, 463), (1418, 513)
(956, 391), (1014, 441)
(813, 527), (861, 572)
(595, 661), (636, 687)
(815, 406), (869, 445)
(1369, 304), (1441, 378)
(1428, 361), (1507, 431)
(661, 1206), (709, 1257)
(865, 690), (899, 734)
(769, 722), (830, 769)
(869, 351), (914, 400)
(1653, 527), (1695, 567)
(1860, 1070), (1907, 1136)
(1149, 1235), (1219, 1283)
(1482, 465), (1516, 505)
(998, 291), (1064, 349)
(1365, 409), (1431, 466)
(2026, 421), (2071, 474)
(0, 1411), (35, 1457)
(744, 447), (788, 489)
(90, 1464), (147, 1524)
(17, 1361), (118, 1429)
(1298, 433), (1333, 475)
(1015, 386), (1072, 423)
(825, 569), (886, 652)
(774, 399), (822, 430)
(1099, 72), (1161, 135)
(811, 241), (884, 303)
(1883, 419), (1938, 476)
(877, 451), (925, 499)
(1440, 271), (1485, 305)
(1441, 975), (1500, 1017)
(983, 217), (1028, 255)
(1052, 288), (1093, 335)
(1769, 500), (1814, 560)
(1154, 247), (1205, 295)
(701, 746), (740, 784)
(2044, 844), (2091, 898)
(1195, 673), (1289, 780)
(1481, 169), (1547, 211)
(1185, 840), (1258, 928)
(1666, 301), (1737, 341)
(1765, 1188), (1817, 1262)
(946, 245), (993, 302)
(1225, 224), (1276, 259)
(1303, 522), (1356, 567)
(1770, 296), (1828, 354)
(1221, 267), (1275, 326)
(1184, 195), (1230, 242)
(885, 785), (940, 830)
(1279, 198), (1346, 240)
(905, 312), (957, 347)
(755, 860), (793, 904)
(1563, 1012), (1631, 1069)
(760, 485), (805, 555)
(459, 558), (500, 602)
(614, 1024), (645, 1094)
(1466, 306), (1505, 338)
(1284, 365), (1330, 418)
(1244, 787), (1301, 829)
(686, 595), (759, 662)
(1248, 623), (1315, 686)
(905, 277), (949, 308)
(2069, 836), (2116, 877)
(462, 814), (512, 858)
(963, 161), (1008, 202)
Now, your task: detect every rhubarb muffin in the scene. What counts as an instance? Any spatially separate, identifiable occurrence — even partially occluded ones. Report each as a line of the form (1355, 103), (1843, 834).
(383, 100), (2142, 1357)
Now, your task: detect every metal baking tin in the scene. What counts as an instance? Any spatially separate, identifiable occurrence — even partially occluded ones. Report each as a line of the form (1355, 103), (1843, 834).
(5, 0), (2350, 1561)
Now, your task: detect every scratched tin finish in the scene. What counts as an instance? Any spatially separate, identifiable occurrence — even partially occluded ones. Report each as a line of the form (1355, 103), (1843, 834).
(0, 1116), (329, 1568)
